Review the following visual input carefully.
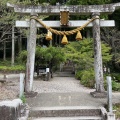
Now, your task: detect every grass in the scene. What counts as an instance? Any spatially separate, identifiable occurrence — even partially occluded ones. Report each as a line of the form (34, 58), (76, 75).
(0, 60), (25, 72)
(113, 103), (120, 119)
(0, 65), (25, 72)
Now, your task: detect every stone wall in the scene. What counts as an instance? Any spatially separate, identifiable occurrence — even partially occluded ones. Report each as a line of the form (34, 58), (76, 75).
(0, 99), (23, 120)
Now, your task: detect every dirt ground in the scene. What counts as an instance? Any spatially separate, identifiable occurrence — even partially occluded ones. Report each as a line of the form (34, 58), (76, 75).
(0, 78), (19, 101)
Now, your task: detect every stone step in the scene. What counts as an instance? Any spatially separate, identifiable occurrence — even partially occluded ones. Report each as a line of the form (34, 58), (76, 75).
(55, 72), (74, 77)
(29, 106), (102, 118)
(30, 116), (102, 120)
(62, 67), (74, 72)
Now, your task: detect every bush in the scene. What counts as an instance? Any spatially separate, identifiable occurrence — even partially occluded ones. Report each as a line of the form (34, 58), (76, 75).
(113, 103), (120, 119)
(0, 60), (11, 66)
(20, 94), (26, 103)
(104, 77), (120, 92)
(111, 73), (120, 82)
(112, 81), (120, 91)
(17, 50), (27, 64)
(75, 69), (95, 88)
(75, 70), (83, 80)
(0, 65), (25, 72)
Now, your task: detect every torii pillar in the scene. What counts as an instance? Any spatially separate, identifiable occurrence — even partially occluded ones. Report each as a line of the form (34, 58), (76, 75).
(92, 13), (105, 96)
(25, 12), (37, 92)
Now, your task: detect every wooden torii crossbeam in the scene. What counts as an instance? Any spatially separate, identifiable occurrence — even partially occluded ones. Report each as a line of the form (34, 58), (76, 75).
(7, 3), (120, 96)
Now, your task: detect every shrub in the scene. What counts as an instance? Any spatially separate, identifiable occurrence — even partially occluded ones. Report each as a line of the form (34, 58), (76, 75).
(75, 70), (83, 80)
(20, 94), (26, 103)
(76, 69), (95, 88)
(17, 50), (27, 64)
(104, 77), (120, 92)
(113, 103), (120, 119)
(111, 73), (120, 82)
(0, 65), (25, 72)
(0, 60), (11, 66)
(112, 81), (120, 91)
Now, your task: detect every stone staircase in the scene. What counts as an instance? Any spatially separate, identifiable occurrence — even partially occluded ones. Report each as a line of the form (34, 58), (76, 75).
(28, 106), (107, 120)
(55, 71), (75, 77)
(55, 65), (75, 77)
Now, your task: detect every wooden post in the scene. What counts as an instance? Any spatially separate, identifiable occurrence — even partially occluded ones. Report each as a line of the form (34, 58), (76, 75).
(11, 25), (15, 66)
(25, 12), (37, 92)
(92, 13), (105, 93)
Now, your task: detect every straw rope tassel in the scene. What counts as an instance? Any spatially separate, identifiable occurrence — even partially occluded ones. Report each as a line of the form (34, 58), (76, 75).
(46, 30), (52, 40)
(76, 31), (82, 40)
(61, 35), (68, 44)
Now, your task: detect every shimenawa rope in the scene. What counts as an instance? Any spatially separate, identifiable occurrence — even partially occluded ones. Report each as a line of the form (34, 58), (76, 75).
(30, 16), (99, 36)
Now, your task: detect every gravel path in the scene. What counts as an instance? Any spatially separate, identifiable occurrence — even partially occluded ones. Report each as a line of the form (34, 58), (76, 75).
(0, 74), (120, 105)
(33, 77), (94, 93)
(1, 74), (120, 119)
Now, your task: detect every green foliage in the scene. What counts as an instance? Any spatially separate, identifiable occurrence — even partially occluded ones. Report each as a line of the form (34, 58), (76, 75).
(62, 38), (112, 71)
(0, 0), (18, 24)
(35, 46), (65, 69)
(76, 69), (95, 88)
(112, 81), (120, 91)
(17, 50), (27, 64)
(0, 59), (25, 72)
(0, 60), (11, 66)
(0, 0), (19, 43)
(101, 42), (113, 64)
(0, 65), (25, 72)
(35, 46), (47, 65)
(0, 0), (17, 5)
(104, 73), (120, 91)
(63, 38), (112, 88)
(17, 0), (53, 5)
(20, 94), (26, 103)
(18, 46), (65, 72)
(113, 103), (120, 119)
(66, 0), (111, 5)
(111, 73), (120, 82)
(75, 70), (83, 80)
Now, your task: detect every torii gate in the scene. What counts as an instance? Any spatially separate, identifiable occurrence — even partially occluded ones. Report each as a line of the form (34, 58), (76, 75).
(7, 3), (120, 96)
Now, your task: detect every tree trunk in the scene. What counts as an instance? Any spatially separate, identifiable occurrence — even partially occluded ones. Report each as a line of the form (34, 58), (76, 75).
(11, 25), (15, 66)
(3, 41), (6, 61)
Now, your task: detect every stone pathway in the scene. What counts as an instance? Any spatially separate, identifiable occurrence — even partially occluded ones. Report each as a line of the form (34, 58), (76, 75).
(27, 76), (120, 108)
(0, 73), (120, 107)
(33, 77), (94, 93)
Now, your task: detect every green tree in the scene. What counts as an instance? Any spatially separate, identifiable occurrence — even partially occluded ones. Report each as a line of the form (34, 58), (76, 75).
(0, 0), (19, 43)
(18, 46), (65, 77)
(66, 0), (111, 5)
(62, 38), (112, 88)
(62, 38), (112, 71)
(45, 46), (65, 77)
(101, 28), (120, 70)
